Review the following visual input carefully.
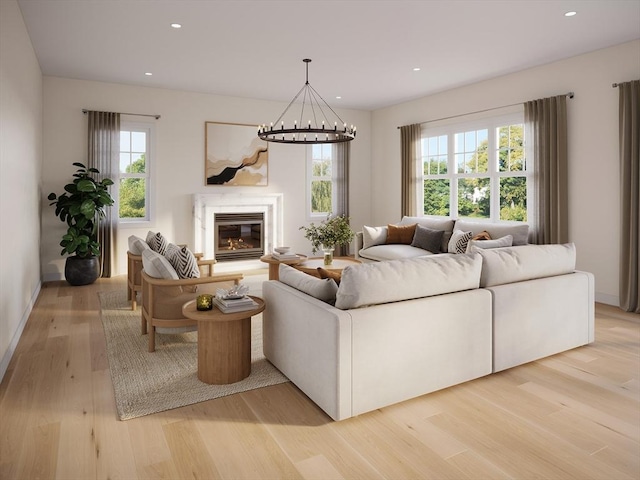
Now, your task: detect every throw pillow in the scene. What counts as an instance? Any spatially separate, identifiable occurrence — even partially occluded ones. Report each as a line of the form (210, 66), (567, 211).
(165, 243), (200, 279)
(410, 224), (444, 253)
(386, 223), (417, 245)
(362, 225), (387, 249)
(448, 230), (473, 254)
(146, 231), (168, 255)
(317, 267), (341, 285)
(466, 235), (513, 252)
(141, 249), (179, 280)
(472, 231), (492, 241)
(127, 235), (149, 255)
(278, 264), (338, 304)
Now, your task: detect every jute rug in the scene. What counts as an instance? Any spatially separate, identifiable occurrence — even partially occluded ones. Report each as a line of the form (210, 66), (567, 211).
(98, 275), (289, 421)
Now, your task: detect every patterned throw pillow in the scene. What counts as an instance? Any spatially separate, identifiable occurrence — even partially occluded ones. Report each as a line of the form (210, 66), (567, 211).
(448, 230), (473, 254)
(166, 244), (200, 279)
(146, 231), (168, 255)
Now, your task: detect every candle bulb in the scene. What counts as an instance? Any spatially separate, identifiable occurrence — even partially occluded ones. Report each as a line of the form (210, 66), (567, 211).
(322, 120), (325, 130)
(281, 121), (284, 130)
(294, 120), (297, 129)
(270, 122), (273, 131)
(334, 121), (337, 131)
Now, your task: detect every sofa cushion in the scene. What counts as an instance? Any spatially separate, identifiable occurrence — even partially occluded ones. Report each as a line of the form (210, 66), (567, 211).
(335, 254), (482, 309)
(411, 224), (444, 253)
(399, 216), (455, 252)
(165, 243), (200, 279)
(279, 264), (338, 304)
(386, 223), (417, 244)
(128, 235), (150, 255)
(358, 244), (434, 262)
(476, 243), (576, 287)
(362, 225), (388, 249)
(146, 231), (168, 255)
(142, 249), (179, 280)
(448, 230), (473, 254)
(467, 235), (513, 252)
(453, 220), (529, 246)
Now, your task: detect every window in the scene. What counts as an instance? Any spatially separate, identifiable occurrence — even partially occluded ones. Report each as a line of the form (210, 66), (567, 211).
(307, 144), (336, 217)
(119, 123), (153, 222)
(421, 112), (529, 222)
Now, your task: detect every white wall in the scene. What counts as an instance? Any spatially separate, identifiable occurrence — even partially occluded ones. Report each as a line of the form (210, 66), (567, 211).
(0, 0), (43, 380)
(41, 78), (371, 279)
(371, 40), (640, 307)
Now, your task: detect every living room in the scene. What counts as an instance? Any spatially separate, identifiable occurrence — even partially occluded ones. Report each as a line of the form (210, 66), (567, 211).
(1, 0), (639, 478)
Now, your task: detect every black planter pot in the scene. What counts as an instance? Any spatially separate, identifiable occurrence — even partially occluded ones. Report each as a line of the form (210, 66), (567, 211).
(65, 255), (100, 286)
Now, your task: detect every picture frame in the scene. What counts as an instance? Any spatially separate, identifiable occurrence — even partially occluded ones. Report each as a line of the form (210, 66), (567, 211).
(204, 121), (268, 186)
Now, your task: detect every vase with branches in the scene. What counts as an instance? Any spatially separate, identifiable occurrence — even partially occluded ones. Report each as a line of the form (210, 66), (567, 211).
(300, 214), (355, 265)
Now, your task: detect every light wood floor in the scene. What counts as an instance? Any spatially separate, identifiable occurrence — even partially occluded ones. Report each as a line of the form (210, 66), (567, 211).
(1, 275), (638, 480)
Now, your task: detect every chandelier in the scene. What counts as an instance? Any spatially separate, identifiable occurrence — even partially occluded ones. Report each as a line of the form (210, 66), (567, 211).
(258, 59), (356, 144)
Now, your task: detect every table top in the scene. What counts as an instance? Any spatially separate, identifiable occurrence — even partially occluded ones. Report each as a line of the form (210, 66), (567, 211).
(296, 257), (362, 272)
(182, 295), (265, 322)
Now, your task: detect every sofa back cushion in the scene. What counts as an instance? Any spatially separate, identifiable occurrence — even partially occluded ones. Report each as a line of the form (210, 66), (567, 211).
(335, 253), (482, 309)
(398, 216), (455, 252)
(476, 243), (576, 287)
(279, 264), (339, 304)
(453, 220), (529, 246)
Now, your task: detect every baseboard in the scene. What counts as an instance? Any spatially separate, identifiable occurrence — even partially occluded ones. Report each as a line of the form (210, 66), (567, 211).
(0, 281), (42, 383)
(595, 291), (619, 307)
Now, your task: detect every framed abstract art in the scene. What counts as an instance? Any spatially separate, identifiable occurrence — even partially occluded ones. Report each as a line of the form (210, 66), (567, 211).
(204, 121), (268, 186)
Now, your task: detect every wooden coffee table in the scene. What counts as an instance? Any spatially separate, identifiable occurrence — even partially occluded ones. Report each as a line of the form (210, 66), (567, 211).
(260, 254), (307, 280)
(182, 296), (265, 385)
(294, 256), (361, 278)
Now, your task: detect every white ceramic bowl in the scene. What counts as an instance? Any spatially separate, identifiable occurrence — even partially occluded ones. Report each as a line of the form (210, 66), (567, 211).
(274, 246), (291, 254)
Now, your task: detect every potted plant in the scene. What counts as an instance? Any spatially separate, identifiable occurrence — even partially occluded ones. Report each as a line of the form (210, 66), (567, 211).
(48, 162), (114, 285)
(300, 214), (355, 265)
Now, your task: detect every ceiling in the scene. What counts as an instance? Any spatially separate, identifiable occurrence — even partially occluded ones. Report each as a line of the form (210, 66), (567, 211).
(17, 0), (640, 111)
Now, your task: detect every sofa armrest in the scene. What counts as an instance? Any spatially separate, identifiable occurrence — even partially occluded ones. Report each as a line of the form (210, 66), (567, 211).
(263, 280), (354, 421)
(354, 231), (364, 258)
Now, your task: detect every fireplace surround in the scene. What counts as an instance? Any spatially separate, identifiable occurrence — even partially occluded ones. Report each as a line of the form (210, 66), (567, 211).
(193, 193), (283, 271)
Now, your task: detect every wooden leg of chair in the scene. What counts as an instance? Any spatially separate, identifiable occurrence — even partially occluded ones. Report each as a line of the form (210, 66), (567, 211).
(149, 325), (156, 352)
(141, 313), (147, 335)
(131, 291), (137, 311)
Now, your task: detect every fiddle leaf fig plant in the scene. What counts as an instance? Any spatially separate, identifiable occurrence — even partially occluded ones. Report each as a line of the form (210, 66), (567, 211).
(48, 162), (114, 258)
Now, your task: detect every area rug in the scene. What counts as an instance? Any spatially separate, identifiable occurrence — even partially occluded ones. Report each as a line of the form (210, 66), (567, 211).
(98, 274), (289, 420)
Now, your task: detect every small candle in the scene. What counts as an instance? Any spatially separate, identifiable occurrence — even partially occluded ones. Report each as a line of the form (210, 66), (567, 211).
(196, 294), (213, 311)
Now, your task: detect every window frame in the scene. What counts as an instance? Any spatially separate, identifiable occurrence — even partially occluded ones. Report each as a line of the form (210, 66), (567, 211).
(117, 121), (155, 225)
(306, 143), (337, 220)
(420, 111), (530, 223)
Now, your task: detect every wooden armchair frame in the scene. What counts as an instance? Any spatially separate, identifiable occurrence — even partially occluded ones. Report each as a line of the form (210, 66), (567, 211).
(127, 250), (217, 310)
(141, 270), (244, 352)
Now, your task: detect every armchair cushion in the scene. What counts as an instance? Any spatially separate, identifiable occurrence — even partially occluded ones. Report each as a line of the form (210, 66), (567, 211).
(142, 249), (179, 280)
(128, 235), (149, 255)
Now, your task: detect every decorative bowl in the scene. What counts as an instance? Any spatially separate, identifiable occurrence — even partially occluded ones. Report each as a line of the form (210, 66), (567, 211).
(274, 246), (291, 254)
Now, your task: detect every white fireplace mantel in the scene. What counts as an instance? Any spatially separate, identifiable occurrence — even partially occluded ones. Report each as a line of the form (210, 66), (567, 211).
(193, 193), (283, 269)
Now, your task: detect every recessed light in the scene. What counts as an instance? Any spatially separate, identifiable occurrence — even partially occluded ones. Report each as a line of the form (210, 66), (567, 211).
(564, 11), (577, 17)
(336, 96), (342, 99)
(144, 72), (153, 76)
(413, 67), (421, 72)
(170, 23), (182, 28)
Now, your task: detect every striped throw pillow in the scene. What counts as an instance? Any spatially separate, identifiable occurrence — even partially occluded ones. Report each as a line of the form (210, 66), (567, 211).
(146, 231), (168, 255)
(166, 244), (200, 279)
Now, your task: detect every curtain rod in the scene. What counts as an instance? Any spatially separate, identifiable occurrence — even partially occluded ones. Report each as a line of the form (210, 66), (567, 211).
(82, 109), (161, 120)
(397, 91), (574, 129)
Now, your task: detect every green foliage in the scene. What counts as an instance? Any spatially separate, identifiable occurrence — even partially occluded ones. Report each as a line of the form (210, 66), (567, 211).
(311, 180), (332, 213)
(48, 162), (114, 258)
(423, 179), (450, 216)
(119, 155), (146, 218)
(300, 214), (355, 253)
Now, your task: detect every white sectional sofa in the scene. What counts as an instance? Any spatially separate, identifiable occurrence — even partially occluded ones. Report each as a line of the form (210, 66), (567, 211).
(355, 216), (530, 262)
(263, 243), (594, 421)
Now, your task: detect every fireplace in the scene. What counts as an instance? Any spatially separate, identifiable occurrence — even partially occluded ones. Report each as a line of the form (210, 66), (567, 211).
(193, 193), (283, 272)
(214, 213), (264, 261)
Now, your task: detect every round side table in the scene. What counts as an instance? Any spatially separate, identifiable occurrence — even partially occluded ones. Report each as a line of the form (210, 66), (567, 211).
(182, 296), (265, 385)
(259, 254), (307, 280)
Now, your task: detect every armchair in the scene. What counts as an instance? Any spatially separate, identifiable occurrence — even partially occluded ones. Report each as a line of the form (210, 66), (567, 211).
(141, 270), (244, 352)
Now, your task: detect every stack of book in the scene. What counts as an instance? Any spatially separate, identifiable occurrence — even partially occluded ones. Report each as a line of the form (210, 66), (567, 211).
(272, 252), (299, 260)
(213, 295), (259, 313)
